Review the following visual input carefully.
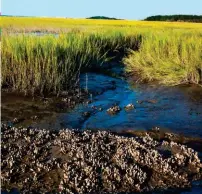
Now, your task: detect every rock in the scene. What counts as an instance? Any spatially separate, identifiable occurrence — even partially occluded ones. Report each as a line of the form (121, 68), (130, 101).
(124, 103), (135, 110)
(60, 91), (69, 96)
(165, 132), (175, 139)
(136, 99), (157, 104)
(61, 98), (68, 103)
(12, 118), (19, 124)
(31, 115), (38, 120)
(91, 105), (96, 109)
(41, 97), (50, 104)
(147, 99), (158, 104)
(85, 100), (92, 105)
(91, 106), (103, 111)
(107, 106), (121, 114)
(136, 100), (144, 104)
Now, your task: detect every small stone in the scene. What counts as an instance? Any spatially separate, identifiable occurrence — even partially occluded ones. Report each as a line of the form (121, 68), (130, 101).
(12, 118), (19, 124)
(62, 98), (68, 102)
(107, 106), (121, 114)
(31, 115), (38, 120)
(124, 103), (135, 110)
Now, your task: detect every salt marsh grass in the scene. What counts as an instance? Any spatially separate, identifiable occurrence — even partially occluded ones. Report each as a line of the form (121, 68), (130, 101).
(1, 17), (202, 95)
(2, 30), (141, 95)
(1, 16), (202, 33)
(124, 30), (202, 85)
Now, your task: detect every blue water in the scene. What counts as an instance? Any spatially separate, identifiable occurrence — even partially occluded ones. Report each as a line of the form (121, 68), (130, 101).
(50, 73), (202, 138)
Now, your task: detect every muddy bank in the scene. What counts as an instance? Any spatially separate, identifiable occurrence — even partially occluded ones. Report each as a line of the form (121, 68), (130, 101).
(1, 125), (202, 193)
(1, 88), (89, 128)
(0, 62), (123, 129)
(1, 64), (202, 194)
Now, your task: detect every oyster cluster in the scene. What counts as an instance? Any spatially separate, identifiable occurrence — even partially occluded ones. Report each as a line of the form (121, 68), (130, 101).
(1, 124), (202, 193)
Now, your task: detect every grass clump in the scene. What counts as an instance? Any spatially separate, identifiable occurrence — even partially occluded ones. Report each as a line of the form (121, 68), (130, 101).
(124, 30), (202, 85)
(2, 31), (141, 95)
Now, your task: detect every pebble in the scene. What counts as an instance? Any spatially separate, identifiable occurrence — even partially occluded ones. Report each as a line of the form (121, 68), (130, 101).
(124, 103), (135, 110)
(107, 105), (121, 114)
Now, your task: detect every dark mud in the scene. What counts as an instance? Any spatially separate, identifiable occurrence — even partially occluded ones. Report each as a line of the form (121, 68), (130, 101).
(1, 88), (89, 129)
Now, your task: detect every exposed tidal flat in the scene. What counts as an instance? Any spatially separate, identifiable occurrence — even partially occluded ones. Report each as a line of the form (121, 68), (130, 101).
(1, 17), (202, 193)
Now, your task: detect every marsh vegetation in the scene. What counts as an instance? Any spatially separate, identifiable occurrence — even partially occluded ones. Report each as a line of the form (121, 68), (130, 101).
(1, 17), (202, 96)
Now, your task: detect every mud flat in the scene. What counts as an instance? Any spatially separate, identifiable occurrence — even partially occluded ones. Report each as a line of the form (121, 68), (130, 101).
(1, 87), (89, 129)
(1, 124), (202, 193)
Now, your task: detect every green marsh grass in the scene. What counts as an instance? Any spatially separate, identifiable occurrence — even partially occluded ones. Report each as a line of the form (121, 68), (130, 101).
(124, 30), (202, 85)
(2, 17), (202, 95)
(2, 31), (141, 95)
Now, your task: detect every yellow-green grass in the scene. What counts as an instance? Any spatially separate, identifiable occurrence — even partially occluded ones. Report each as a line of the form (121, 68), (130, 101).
(1, 17), (202, 95)
(2, 31), (141, 95)
(124, 30), (202, 85)
(1, 16), (202, 33)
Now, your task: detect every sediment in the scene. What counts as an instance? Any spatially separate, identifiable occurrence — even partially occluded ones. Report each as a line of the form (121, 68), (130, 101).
(1, 124), (202, 193)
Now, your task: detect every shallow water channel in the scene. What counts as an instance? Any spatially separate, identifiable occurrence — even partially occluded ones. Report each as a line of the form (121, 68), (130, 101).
(30, 67), (202, 139)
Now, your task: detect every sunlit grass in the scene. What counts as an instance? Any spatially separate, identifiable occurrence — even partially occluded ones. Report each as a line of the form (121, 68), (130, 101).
(124, 30), (202, 85)
(1, 16), (202, 95)
(1, 16), (202, 33)
(2, 30), (141, 95)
